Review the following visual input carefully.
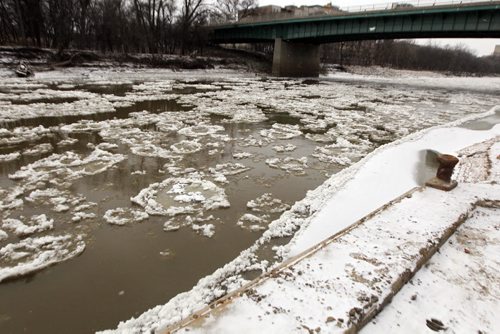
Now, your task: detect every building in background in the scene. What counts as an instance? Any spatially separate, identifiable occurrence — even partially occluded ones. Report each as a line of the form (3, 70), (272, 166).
(240, 3), (344, 22)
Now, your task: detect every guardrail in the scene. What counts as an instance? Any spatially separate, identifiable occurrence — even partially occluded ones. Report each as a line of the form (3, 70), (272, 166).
(228, 0), (498, 25)
(342, 0), (495, 13)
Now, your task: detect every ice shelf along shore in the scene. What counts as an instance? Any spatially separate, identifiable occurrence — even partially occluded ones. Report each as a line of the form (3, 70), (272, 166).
(0, 67), (499, 334)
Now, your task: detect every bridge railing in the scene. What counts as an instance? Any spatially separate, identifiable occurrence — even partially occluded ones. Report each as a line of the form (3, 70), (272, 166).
(233, 0), (497, 25)
(341, 0), (494, 13)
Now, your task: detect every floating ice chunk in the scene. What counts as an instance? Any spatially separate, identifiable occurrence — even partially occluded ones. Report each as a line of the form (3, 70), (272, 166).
(96, 142), (119, 151)
(0, 152), (20, 162)
(239, 135), (272, 148)
(131, 176), (230, 216)
(0, 230), (7, 242)
(301, 118), (328, 131)
(260, 124), (302, 140)
(9, 149), (126, 187)
(25, 188), (83, 213)
(233, 152), (254, 159)
(103, 208), (149, 226)
(209, 163), (251, 176)
(211, 172), (228, 184)
(305, 132), (336, 143)
(236, 213), (267, 232)
(74, 202), (97, 212)
(156, 120), (184, 133)
(272, 144), (297, 153)
(178, 124), (224, 137)
(0, 97), (116, 125)
(159, 249), (172, 257)
(312, 147), (352, 166)
(71, 212), (97, 223)
(22, 143), (53, 156)
(60, 120), (111, 133)
(131, 170), (147, 176)
(57, 138), (78, 147)
(53, 204), (70, 212)
(249, 224), (266, 232)
(191, 224), (215, 238)
(26, 188), (66, 202)
(0, 234), (85, 283)
(166, 167), (198, 177)
(231, 108), (267, 123)
(163, 222), (180, 232)
(2, 214), (54, 237)
(130, 144), (173, 159)
(265, 157), (308, 175)
(246, 193), (290, 214)
(0, 187), (24, 211)
(170, 140), (202, 154)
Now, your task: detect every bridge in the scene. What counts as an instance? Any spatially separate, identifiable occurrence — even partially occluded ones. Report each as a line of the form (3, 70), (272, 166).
(211, 1), (500, 77)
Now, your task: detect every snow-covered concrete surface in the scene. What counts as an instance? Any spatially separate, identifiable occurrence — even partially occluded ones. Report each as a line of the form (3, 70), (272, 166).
(165, 134), (500, 334)
(361, 138), (500, 334)
(284, 118), (500, 258)
(362, 204), (500, 334)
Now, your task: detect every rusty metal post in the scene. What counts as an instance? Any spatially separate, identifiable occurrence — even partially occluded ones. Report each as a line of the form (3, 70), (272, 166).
(425, 154), (459, 191)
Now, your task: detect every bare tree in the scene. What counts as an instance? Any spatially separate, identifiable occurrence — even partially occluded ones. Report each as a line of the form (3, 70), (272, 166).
(178, 0), (205, 54)
(213, 0), (257, 23)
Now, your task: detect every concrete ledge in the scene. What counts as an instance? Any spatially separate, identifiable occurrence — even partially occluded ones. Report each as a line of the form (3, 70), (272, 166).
(161, 182), (499, 333)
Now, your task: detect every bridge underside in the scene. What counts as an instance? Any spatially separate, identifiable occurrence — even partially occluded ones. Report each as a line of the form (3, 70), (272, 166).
(212, 3), (500, 77)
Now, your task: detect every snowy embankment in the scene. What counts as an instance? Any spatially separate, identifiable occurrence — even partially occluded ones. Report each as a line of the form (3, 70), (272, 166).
(283, 107), (500, 258)
(167, 118), (500, 334)
(103, 107), (499, 333)
(362, 200), (500, 333)
(327, 66), (500, 93)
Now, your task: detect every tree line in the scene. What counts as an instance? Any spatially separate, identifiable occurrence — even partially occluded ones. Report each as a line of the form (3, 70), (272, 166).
(321, 40), (500, 75)
(1, 1), (498, 74)
(0, 0), (257, 55)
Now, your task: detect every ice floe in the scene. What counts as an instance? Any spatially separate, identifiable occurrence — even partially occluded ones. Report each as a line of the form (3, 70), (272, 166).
(0, 234), (85, 283)
(0, 152), (20, 162)
(272, 144), (297, 153)
(236, 213), (267, 232)
(2, 215), (54, 237)
(232, 152), (254, 159)
(9, 148), (126, 188)
(103, 208), (149, 226)
(178, 124), (224, 137)
(260, 124), (302, 140)
(191, 224), (215, 238)
(246, 193), (290, 214)
(265, 157), (308, 175)
(170, 140), (202, 155)
(131, 175), (230, 216)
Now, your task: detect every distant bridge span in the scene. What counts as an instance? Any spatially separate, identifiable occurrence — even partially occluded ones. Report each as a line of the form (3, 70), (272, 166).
(211, 1), (500, 76)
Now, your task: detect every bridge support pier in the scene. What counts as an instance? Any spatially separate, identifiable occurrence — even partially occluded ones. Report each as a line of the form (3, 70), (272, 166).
(272, 38), (320, 77)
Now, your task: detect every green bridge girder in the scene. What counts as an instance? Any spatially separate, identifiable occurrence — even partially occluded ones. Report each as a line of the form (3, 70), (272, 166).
(212, 2), (500, 44)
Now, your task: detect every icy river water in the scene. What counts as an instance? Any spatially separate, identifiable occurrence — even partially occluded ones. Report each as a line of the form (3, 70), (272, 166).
(0, 68), (499, 333)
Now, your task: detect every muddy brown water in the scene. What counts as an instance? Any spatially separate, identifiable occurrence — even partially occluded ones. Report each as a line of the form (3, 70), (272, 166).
(0, 104), (328, 333)
(0, 78), (498, 334)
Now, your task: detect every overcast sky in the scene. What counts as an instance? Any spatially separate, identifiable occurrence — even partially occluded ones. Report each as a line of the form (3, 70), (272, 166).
(257, 0), (500, 56)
